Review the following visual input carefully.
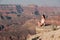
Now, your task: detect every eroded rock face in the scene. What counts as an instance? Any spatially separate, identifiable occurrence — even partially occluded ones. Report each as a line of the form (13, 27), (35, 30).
(0, 5), (60, 40)
(40, 29), (60, 40)
(26, 25), (60, 40)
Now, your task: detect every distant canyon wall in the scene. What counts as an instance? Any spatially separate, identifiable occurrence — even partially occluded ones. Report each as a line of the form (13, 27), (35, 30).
(0, 5), (60, 25)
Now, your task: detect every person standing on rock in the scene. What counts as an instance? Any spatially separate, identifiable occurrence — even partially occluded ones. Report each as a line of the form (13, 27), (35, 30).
(40, 14), (46, 26)
(37, 14), (46, 27)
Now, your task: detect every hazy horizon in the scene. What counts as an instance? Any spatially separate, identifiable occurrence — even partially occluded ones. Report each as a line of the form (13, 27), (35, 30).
(0, 0), (60, 7)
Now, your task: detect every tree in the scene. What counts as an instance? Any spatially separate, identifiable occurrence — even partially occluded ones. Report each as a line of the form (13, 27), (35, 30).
(0, 25), (4, 31)
(0, 12), (4, 19)
(34, 10), (39, 15)
(34, 6), (40, 16)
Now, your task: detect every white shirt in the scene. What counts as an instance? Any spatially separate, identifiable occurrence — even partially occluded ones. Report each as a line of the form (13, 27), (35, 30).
(41, 18), (45, 24)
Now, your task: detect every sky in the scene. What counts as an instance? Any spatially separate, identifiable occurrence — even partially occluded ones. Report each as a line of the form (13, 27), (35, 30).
(0, 0), (60, 7)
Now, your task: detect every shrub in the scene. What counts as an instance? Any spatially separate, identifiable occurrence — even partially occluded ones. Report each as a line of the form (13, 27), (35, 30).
(0, 25), (4, 31)
(5, 16), (12, 20)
